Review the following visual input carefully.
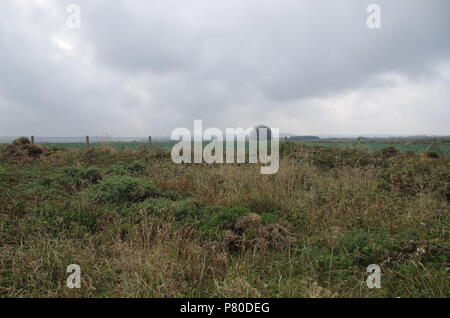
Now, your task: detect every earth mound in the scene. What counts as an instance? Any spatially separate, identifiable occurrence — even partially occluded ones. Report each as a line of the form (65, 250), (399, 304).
(2, 137), (51, 160)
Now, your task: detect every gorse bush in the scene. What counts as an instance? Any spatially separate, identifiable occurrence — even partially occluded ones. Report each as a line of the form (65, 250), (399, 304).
(173, 201), (206, 226)
(173, 203), (251, 236)
(84, 175), (159, 203)
(379, 146), (400, 158)
(56, 166), (103, 192)
(106, 164), (127, 175)
(128, 161), (146, 172)
(62, 166), (103, 182)
(171, 203), (283, 244)
(0, 165), (7, 179)
(79, 167), (103, 184)
(137, 197), (184, 216)
(426, 151), (440, 159)
(280, 141), (298, 157)
(310, 147), (370, 169)
(202, 206), (250, 232)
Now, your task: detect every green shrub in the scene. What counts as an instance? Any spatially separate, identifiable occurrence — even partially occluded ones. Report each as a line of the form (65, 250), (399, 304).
(377, 178), (391, 191)
(63, 166), (81, 178)
(280, 141), (298, 157)
(128, 161), (146, 172)
(79, 167), (103, 183)
(57, 166), (103, 191)
(85, 176), (158, 203)
(341, 149), (370, 167)
(380, 146), (400, 158)
(62, 166), (102, 182)
(338, 228), (392, 264)
(310, 148), (369, 169)
(151, 149), (172, 160)
(203, 207), (250, 231)
(173, 203), (251, 237)
(173, 201), (205, 225)
(0, 165), (7, 179)
(260, 212), (278, 225)
(378, 168), (416, 195)
(137, 197), (184, 216)
(426, 151), (440, 159)
(311, 148), (337, 169)
(106, 164), (127, 175)
(23, 201), (106, 236)
(199, 206), (250, 238)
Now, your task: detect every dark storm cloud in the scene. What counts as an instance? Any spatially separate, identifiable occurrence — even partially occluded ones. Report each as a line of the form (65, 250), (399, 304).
(0, 0), (449, 136)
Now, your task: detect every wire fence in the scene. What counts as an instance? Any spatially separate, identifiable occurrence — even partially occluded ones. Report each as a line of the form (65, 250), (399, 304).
(0, 136), (170, 144)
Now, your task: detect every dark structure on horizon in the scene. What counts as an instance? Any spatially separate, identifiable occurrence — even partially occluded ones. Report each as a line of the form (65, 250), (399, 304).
(289, 136), (320, 141)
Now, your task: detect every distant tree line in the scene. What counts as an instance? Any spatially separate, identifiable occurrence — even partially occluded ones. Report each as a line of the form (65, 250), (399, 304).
(289, 136), (320, 141)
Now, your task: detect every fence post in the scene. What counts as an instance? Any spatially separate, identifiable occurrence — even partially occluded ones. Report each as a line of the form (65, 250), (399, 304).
(31, 136), (35, 144)
(86, 136), (90, 145)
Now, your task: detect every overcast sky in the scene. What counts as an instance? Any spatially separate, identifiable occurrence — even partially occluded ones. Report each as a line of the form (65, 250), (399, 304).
(0, 0), (449, 137)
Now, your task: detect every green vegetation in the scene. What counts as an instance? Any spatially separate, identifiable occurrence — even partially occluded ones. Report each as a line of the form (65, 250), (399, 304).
(0, 140), (448, 298)
(42, 141), (176, 151)
(0, 165), (6, 179)
(16, 138), (449, 156)
(84, 175), (159, 204)
(22, 136), (450, 156)
(303, 140), (450, 155)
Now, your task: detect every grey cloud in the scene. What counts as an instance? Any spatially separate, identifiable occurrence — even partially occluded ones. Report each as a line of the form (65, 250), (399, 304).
(82, 0), (450, 100)
(0, 0), (449, 136)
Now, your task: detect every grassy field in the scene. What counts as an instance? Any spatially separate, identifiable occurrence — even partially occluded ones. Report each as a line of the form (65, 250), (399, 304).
(36, 139), (450, 156)
(0, 140), (448, 297)
(303, 141), (450, 155)
(42, 141), (176, 151)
